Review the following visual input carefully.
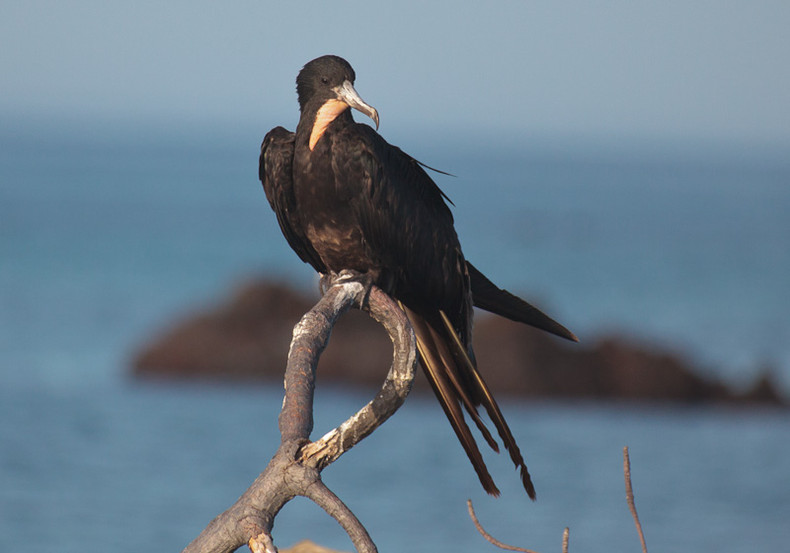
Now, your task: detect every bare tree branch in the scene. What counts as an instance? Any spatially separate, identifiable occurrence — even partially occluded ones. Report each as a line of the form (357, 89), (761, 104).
(182, 270), (654, 553)
(466, 499), (541, 553)
(623, 446), (648, 553)
(182, 273), (417, 553)
(298, 285), (418, 469)
(467, 446), (650, 553)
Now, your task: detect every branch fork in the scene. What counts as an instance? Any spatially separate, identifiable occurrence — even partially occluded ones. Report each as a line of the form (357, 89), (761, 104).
(183, 273), (417, 553)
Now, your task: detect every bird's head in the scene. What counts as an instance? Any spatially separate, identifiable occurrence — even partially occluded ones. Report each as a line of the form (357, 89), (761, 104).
(296, 55), (379, 130)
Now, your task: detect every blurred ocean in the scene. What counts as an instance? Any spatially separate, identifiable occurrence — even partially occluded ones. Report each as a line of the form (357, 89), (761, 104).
(1, 121), (789, 552)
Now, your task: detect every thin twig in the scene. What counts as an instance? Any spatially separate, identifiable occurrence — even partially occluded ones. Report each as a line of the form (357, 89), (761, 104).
(561, 527), (569, 553)
(623, 446), (648, 553)
(466, 500), (541, 553)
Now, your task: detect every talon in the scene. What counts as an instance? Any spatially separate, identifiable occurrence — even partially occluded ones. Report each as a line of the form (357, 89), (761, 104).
(318, 272), (332, 295)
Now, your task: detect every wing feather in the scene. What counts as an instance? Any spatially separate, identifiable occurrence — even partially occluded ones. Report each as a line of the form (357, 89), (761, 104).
(332, 124), (469, 330)
(259, 127), (325, 272)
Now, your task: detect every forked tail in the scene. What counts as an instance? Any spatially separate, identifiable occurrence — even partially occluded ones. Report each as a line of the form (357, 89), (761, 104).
(400, 303), (536, 499)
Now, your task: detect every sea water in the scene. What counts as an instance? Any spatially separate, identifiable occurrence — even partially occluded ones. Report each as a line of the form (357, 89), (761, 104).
(1, 122), (788, 551)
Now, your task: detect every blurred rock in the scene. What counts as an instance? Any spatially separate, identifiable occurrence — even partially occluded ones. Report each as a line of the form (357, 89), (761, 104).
(131, 280), (786, 406)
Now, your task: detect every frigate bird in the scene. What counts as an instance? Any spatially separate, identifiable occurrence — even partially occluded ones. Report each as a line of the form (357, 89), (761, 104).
(259, 55), (577, 498)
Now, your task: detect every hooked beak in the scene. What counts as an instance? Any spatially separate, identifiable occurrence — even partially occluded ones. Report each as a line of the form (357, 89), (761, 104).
(334, 80), (379, 129)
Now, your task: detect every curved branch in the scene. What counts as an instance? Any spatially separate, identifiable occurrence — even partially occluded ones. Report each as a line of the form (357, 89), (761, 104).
(182, 274), (417, 553)
(298, 285), (417, 468)
(466, 500), (541, 553)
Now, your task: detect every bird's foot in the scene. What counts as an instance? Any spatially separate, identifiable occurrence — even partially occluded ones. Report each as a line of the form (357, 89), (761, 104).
(319, 270), (375, 304)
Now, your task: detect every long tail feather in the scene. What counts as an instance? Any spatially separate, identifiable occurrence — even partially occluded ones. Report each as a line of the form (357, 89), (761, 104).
(403, 305), (501, 496)
(423, 320), (499, 452)
(401, 303), (537, 499)
(439, 311), (537, 500)
(467, 261), (578, 342)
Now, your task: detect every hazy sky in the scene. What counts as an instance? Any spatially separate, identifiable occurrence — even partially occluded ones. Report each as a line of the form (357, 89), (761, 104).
(2, 1), (789, 148)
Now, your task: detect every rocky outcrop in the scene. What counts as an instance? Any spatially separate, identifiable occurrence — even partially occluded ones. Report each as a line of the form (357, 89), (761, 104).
(131, 280), (785, 406)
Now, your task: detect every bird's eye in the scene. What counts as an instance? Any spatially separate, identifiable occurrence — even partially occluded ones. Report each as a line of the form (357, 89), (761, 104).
(321, 76), (329, 84)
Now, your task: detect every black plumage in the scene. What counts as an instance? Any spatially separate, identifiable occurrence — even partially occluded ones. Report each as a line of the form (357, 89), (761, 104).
(259, 55), (577, 498)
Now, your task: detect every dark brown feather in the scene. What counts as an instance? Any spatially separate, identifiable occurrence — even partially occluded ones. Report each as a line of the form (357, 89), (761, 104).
(468, 261), (578, 343)
(439, 311), (537, 499)
(401, 305), (501, 496)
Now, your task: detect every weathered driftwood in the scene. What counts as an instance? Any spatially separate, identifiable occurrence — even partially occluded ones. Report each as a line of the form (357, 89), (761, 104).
(182, 273), (417, 553)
